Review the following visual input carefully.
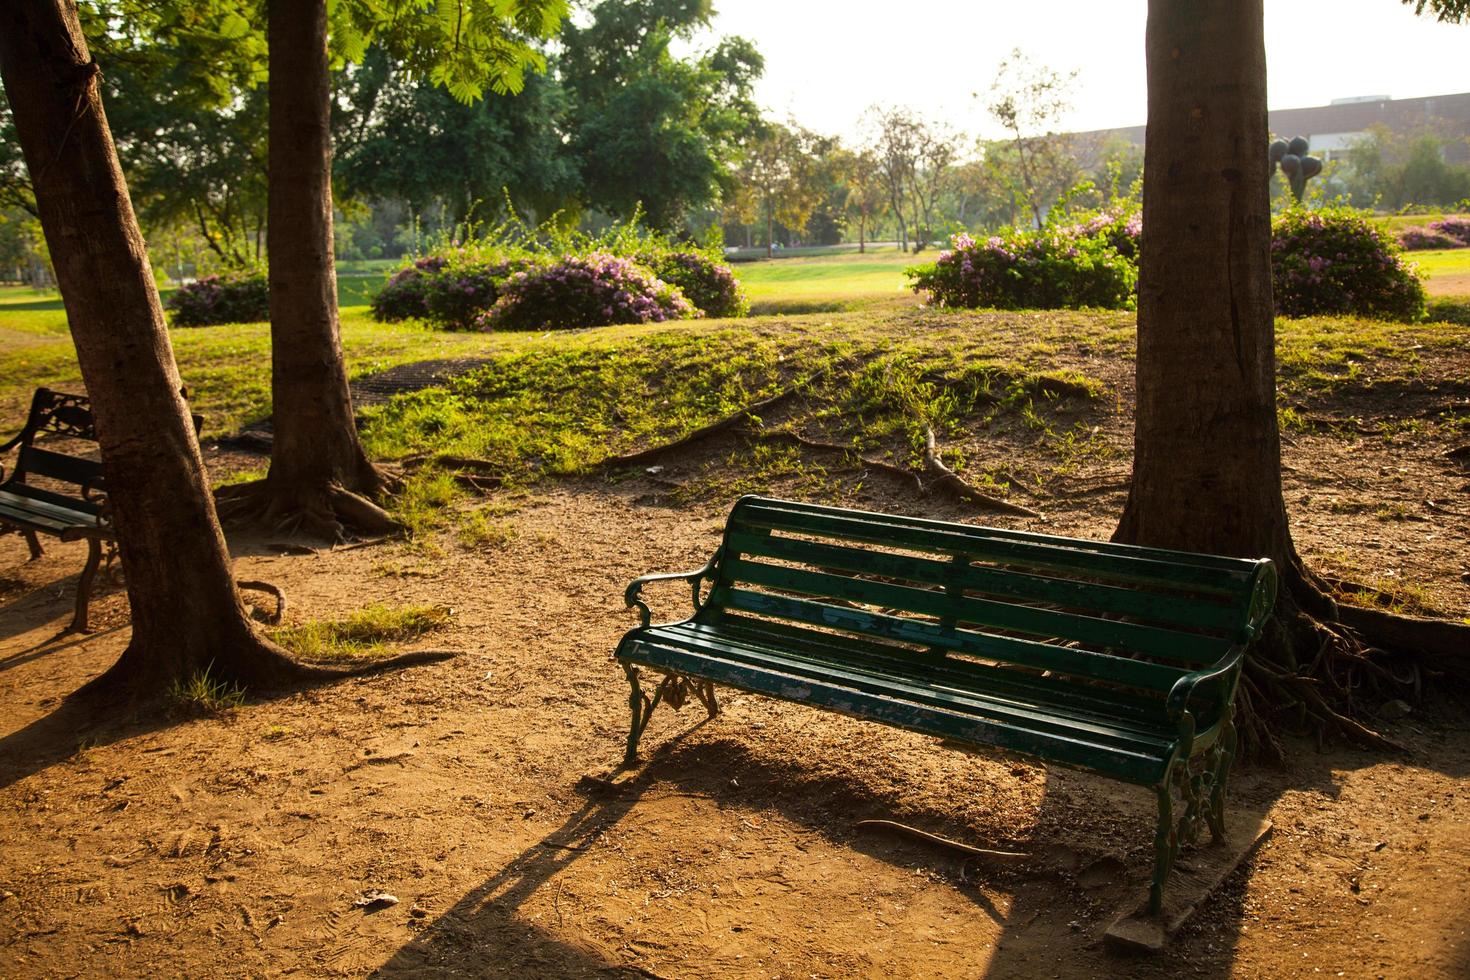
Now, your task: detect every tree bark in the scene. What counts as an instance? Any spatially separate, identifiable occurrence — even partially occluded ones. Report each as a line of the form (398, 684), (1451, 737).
(241, 0), (394, 540)
(1116, 0), (1288, 566)
(0, 0), (320, 696)
(1114, 0), (1467, 755)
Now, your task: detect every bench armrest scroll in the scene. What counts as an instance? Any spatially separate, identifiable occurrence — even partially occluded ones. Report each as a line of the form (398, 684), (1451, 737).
(625, 551), (721, 628)
(1165, 645), (1245, 723)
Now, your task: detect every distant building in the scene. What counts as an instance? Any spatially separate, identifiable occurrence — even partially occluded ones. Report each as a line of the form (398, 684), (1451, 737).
(1067, 91), (1470, 166)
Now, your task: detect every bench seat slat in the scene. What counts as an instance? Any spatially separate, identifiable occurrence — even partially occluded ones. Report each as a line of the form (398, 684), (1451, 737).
(723, 530), (1246, 635)
(0, 491), (101, 533)
(668, 619), (1181, 743)
(709, 615), (1185, 734)
(721, 587), (1187, 691)
(732, 501), (1255, 598)
(621, 634), (1174, 785)
(630, 627), (1174, 753)
(723, 558), (1228, 665)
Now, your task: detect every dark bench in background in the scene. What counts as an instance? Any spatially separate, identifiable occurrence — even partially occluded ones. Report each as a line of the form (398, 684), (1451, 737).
(615, 495), (1276, 913)
(1, 389), (115, 632)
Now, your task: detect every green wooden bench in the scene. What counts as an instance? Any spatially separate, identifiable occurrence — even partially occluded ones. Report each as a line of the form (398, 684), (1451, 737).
(614, 495), (1276, 913)
(1, 389), (116, 632)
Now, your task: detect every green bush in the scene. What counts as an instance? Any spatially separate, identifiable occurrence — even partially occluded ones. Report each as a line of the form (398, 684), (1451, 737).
(480, 252), (696, 331)
(1272, 207), (1425, 321)
(908, 227), (1137, 311)
(638, 249), (748, 318)
(167, 271), (270, 326)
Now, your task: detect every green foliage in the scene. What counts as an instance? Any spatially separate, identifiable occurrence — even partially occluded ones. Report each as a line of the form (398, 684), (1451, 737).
(637, 249), (749, 318)
(270, 603), (452, 660)
(908, 227), (1137, 311)
(1271, 206), (1426, 322)
(561, 0), (763, 229)
(334, 52), (579, 225)
(166, 271), (270, 326)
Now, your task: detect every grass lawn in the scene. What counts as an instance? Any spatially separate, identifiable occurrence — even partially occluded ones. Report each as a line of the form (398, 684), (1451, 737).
(733, 250), (922, 313)
(1410, 246), (1470, 297)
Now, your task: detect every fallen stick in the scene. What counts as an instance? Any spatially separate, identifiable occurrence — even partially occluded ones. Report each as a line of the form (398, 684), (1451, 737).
(854, 819), (1030, 863)
(923, 427), (1043, 518)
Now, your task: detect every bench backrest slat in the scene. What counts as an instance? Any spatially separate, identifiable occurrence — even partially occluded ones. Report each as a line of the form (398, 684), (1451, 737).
(720, 587), (1188, 692)
(704, 496), (1274, 692)
(16, 446), (103, 490)
(723, 530), (1246, 636)
(724, 557), (1232, 664)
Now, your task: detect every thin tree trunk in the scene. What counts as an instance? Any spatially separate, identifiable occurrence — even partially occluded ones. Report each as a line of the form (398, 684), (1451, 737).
(858, 213), (866, 254)
(226, 0), (396, 540)
(765, 201), (773, 259)
(0, 0), (319, 695)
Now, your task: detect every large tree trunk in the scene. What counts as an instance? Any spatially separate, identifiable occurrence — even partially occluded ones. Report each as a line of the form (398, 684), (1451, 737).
(1116, 0), (1286, 564)
(219, 0), (397, 541)
(0, 0), (319, 695)
(1115, 0), (1467, 757)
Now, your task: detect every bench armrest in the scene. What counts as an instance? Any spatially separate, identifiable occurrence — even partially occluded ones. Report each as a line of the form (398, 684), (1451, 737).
(625, 550), (722, 628)
(1165, 645), (1246, 723)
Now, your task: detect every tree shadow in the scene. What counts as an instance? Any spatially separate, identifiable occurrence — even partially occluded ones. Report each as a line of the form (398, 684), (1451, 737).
(0, 695), (173, 794)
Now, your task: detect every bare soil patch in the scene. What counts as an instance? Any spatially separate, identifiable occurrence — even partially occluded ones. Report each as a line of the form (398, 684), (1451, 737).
(1, 342), (1468, 978)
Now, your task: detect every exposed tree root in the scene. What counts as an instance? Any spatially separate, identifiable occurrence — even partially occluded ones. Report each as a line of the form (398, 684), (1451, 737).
(853, 819), (1030, 863)
(237, 579), (286, 625)
(75, 631), (456, 705)
(1226, 552), (1470, 760)
(756, 430), (922, 490)
(922, 427), (1043, 518)
(599, 375), (823, 470)
(216, 477), (402, 543)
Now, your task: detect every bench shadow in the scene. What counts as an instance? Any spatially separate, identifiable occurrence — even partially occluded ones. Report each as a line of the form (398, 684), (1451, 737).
(372, 722), (717, 977)
(378, 688), (1470, 978)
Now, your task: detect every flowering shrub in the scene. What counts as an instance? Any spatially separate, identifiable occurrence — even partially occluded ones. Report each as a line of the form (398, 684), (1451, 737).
(1272, 207), (1425, 321)
(370, 253), (537, 329)
(1059, 210), (1142, 261)
(166, 271), (270, 326)
(423, 256), (537, 330)
(639, 250), (748, 318)
(370, 256), (447, 322)
(1397, 226), (1461, 251)
(1428, 216), (1470, 246)
(479, 253), (696, 332)
(908, 228), (1137, 311)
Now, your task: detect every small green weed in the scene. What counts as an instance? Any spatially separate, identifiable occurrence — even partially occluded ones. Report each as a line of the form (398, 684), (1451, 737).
(270, 603), (452, 661)
(167, 664), (247, 714)
(458, 511), (517, 550)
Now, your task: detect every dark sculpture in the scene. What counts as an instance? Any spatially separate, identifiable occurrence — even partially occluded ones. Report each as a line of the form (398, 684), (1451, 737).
(1269, 136), (1323, 202)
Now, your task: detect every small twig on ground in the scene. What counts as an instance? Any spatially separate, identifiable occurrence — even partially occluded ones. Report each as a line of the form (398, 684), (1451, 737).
(923, 427), (1042, 518)
(854, 819), (1030, 863)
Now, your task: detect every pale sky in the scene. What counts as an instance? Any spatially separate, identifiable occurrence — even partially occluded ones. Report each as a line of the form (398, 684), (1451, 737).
(688, 1), (1469, 142)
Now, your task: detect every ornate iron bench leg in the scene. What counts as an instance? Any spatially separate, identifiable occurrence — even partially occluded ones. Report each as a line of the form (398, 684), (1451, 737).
(623, 665), (663, 767)
(1206, 708), (1238, 843)
(24, 531), (43, 560)
(1149, 780), (1177, 916)
(68, 537), (103, 634)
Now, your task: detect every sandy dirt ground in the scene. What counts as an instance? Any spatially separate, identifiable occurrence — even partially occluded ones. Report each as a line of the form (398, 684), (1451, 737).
(1, 347), (1468, 978)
